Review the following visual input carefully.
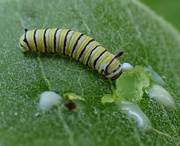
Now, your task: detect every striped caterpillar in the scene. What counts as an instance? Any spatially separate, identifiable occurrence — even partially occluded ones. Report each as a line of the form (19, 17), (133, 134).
(19, 29), (123, 79)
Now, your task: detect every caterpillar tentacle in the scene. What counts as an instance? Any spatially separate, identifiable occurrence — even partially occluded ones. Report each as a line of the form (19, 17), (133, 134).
(19, 28), (123, 79)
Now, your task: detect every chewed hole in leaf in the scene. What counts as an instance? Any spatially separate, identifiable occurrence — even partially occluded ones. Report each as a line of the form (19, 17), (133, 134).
(115, 66), (150, 101)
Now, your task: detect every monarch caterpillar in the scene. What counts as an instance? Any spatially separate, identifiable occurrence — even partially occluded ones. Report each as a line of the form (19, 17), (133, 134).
(19, 29), (123, 79)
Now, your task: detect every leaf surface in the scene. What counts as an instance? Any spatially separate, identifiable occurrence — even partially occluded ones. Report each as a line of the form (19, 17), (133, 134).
(0, 0), (180, 145)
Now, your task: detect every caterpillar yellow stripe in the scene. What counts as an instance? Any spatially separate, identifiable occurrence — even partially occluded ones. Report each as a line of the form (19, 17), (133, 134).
(19, 28), (123, 79)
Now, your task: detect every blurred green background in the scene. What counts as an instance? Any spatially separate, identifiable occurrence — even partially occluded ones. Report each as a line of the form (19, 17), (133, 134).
(140, 0), (180, 31)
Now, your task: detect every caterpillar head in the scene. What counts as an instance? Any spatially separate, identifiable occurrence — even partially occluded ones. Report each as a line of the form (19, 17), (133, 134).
(104, 52), (123, 79)
(19, 29), (29, 52)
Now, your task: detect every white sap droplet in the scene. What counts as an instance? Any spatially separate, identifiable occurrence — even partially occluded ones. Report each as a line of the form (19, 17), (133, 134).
(116, 101), (152, 130)
(122, 62), (134, 71)
(144, 65), (165, 86)
(38, 91), (62, 111)
(34, 112), (40, 117)
(14, 112), (18, 116)
(146, 85), (176, 109)
(151, 70), (165, 86)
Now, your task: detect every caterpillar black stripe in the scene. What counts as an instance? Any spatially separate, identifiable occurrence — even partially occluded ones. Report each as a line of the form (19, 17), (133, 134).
(19, 29), (123, 79)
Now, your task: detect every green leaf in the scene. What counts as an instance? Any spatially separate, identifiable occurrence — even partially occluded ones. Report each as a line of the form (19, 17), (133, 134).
(63, 93), (85, 101)
(0, 0), (180, 145)
(101, 94), (115, 103)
